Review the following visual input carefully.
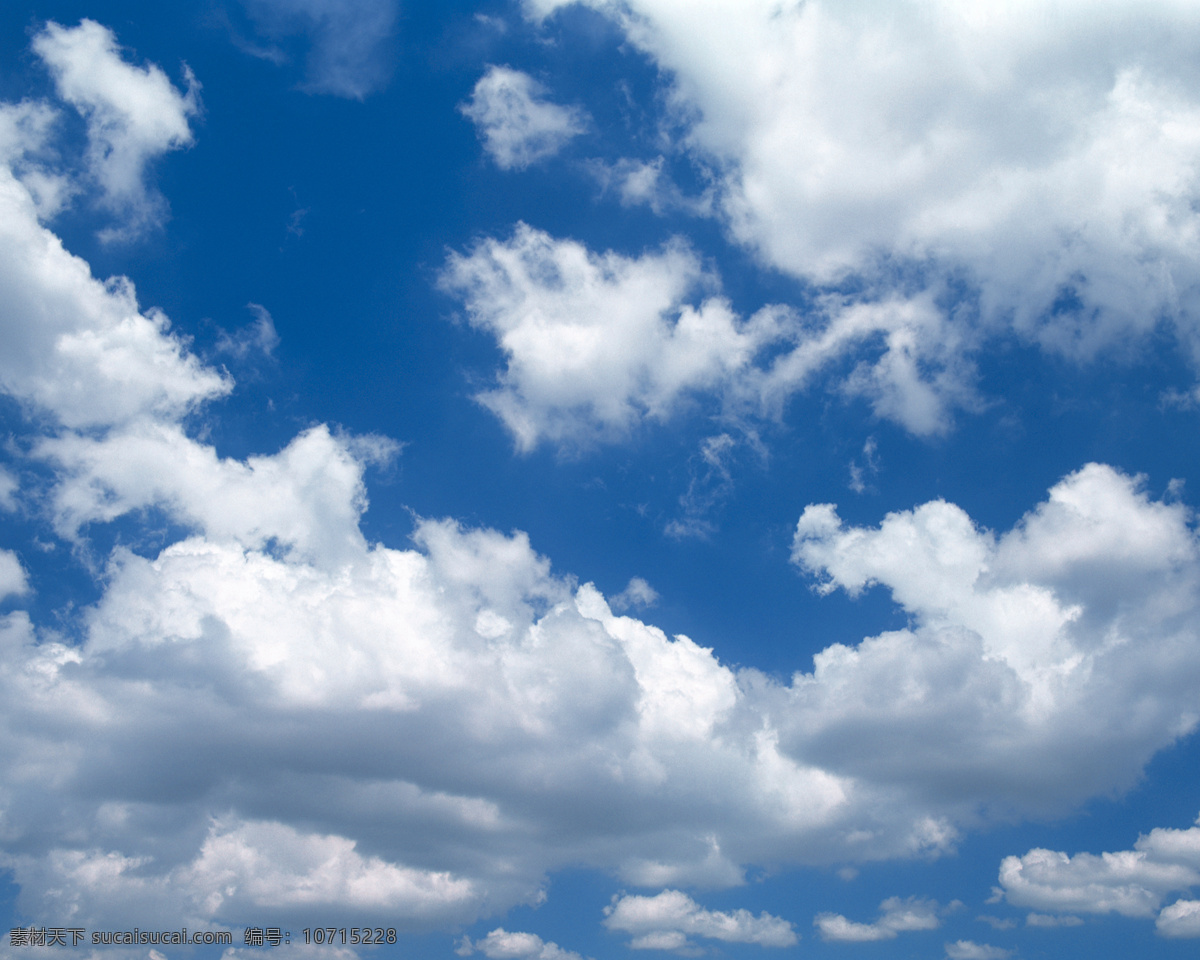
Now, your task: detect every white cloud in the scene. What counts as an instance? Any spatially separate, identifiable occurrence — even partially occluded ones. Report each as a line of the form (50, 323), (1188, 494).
(1157, 898), (1200, 938)
(32, 20), (198, 236)
(998, 815), (1200, 921)
(461, 67), (587, 171)
(441, 226), (987, 448)
(0, 550), (28, 601)
(5, 54), (1200, 927)
(814, 896), (940, 942)
(440, 224), (792, 450)
(610, 576), (659, 612)
(0, 140), (229, 429)
(38, 421), (392, 565)
(603, 889), (798, 949)
(587, 156), (712, 217)
(461, 928), (586, 960)
(183, 818), (476, 915)
(944, 941), (1011, 960)
(528, 0), (1200, 396)
(241, 0), (398, 98)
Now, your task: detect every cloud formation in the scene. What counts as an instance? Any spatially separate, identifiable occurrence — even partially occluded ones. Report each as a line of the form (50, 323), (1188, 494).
(440, 224), (976, 448)
(998, 814), (1200, 935)
(603, 889), (797, 950)
(461, 66), (588, 170)
(439, 223), (791, 449)
(459, 928), (586, 960)
(944, 942), (1011, 960)
(33, 19), (199, 236)
(814, 896), (940, 942)
(525, 0), (1200, 420)
(4, 21), (1200, 938)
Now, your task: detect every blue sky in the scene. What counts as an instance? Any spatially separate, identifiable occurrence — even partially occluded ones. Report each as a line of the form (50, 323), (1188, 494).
(3, 2), (1200, 959)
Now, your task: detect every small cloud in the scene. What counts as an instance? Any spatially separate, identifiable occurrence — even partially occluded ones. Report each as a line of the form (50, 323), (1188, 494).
(815, 896), (940, 943)
(465, 928), (587, 960)
(460, 66), (587, 170)
(848, 435), (879, 493)
(216, 303), (281, 360)
(588, 156), (713, 217)
(976, 915), (1017, 931)
(0, 468), (18, 512)
(32, 19), (199, 238)
(0, 550), (30, 601)
(944, 941), (1012, 960)
(287, 206), (309, 237)
(605, 889), (798, 951)
(610, 576), (659, 612)
(1157, 898), (1200, 938)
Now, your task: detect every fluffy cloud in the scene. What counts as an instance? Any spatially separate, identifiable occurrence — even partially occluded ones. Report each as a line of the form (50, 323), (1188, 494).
(32, 20), (199, 236)
(0, 550), (28, 601)
(788, 463), (1200, 815)
(5, 24), (1200, 929)
(240, 0), (398, 98)
(1157, 899), (1200, 938)
(944, 942), (1011, 960)
(440, 224), (974, 448)
(0, 102), (226, 429)
(526, 0), (1200, 403)
(603, 890), (797, 949)
(814, 896), (940, 942)
(459, 928), (586, 960)
(3, 455), (1200, 928)
(998, 815), (1200, 930)
(440, 223), (793, 449)
(461, 67), (588, 170)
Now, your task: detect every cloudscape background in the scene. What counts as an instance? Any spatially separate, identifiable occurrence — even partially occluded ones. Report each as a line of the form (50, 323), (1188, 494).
(3, 2), (1200, 958)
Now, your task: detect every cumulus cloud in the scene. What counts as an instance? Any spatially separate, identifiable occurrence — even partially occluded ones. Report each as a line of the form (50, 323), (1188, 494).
(461, 66), (588, 170)
(1157, 899), (1200, 938)
(439, 223), (794, 449)
(944, 942), (1011, 960)
(528, 0), (1200, 400)
(610, 576), (659, 612)
(0, 550), (29, 600)
(459, 928), (586, 960)
(32, 20), (199, 236)
(814, 896), (940, 942)
(5, 35), (1200, 929)
(998, 814), (1200, 931)
(240, 0), (398, 98)
(788, 463), (1200, 814)
(603, 889), (797, 949)
(440, 225), (989, 448)
(0, 100), (75, 219)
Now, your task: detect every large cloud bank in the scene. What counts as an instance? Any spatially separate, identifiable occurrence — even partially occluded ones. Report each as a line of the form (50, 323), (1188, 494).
(3, 14), (1200, 942)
